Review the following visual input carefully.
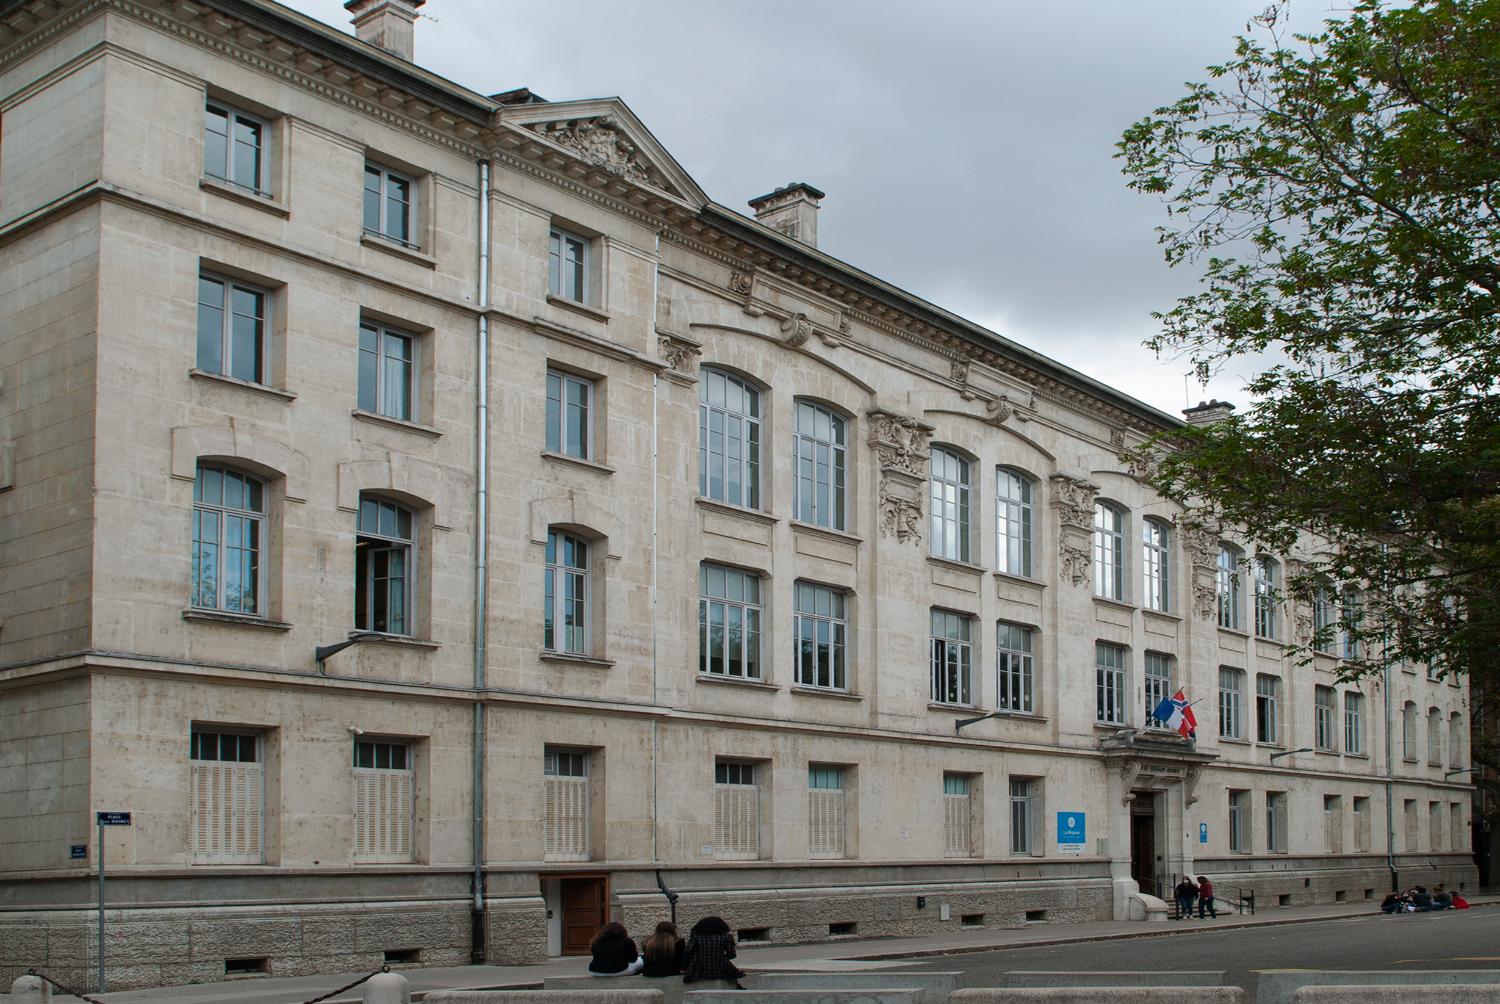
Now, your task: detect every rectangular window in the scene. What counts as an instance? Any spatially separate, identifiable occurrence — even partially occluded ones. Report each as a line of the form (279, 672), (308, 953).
(714, 761), (759, 860)
(929, 448), (972, 562)
(1141, 520), (1170, 612)
(1315, 686), (1337, 751)
(1341, 588), (1362, 659)
(1451, 802), (1464, 853)
(1404, 798), (1419, 850)
(1429, 801), (1443, 852)
(1218, 667), (1244, 740)
(794, 581), (847, 690)
(1255, 674), (1280, 744)
(699, 369), (761, 509)
(192, 465), (264, 615)
(943, 773), (973, 858)
(699, 564), (762, 680)
(363, 163), (413, 245)
(807, 766), (846, 859)
(1323, 794), (1342, 854)
(1092, 504), (1125, 601)
(996, 622), (1035, 713)
(931, 610), (973, 706)
(1228, 789), (1248, 853)
(358, 322), (415, 422)
(1254, 558), (1280, 639)
(353, 740), (413, 863)
(1217, 546), (1242, 630)
(1095, 642), (1126, 726)
(1353, 796), (1371, 852)
(543, 749), (590, 861)
(356, 497), (414, 636)
(1344, 692), (1364, 755)
(792, 401), (847, 530)
(190, 729), (263, 864)
(1312, 586), (1336, 654)
(995, 469), (1034, 577)
(1428, 708), (1443, 765)
(204, 102), (267, 193)
(197, 273), (266, 384)
(548, 227), (588, 302)
(1144, 652), (1173, 728)
(1009, 777), (1036, 856)
(543, 530), (589, 654)
(1266, 791), (1287, 853)
(545, 369), (593, 459)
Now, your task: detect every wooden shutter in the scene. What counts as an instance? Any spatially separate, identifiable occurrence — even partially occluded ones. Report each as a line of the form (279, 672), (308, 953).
(715, 783), (758, 859)
(1323, 802), (1341, 854)
(944, 793), (972, 857)
(544, 774), (590, 861)
(191, 760), (262, 863)
(354, 766), (413, 862)
(1355, 804), (1371, 852)
(807, 788), (845, 858)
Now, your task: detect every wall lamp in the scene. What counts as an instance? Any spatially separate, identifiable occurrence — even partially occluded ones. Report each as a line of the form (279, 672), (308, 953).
(315, 632), (382, 671)
(1268, 747), (1314, 761)
(955, 710), (1011, 732)
(1445, 767), (1475, 779)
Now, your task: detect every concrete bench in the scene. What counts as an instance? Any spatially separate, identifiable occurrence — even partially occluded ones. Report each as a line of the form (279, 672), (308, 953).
(950, 990), (1245, 1003)
(999, 971), (1226, 988)
(1257, 970), (1500, 1004)
(684, 991), (925, 1004)
(1293, 988), (1500, 1003)
(743, 971), (959, 1002)
(544, 975), (737, 1003)
(424, 991), (664, 1003)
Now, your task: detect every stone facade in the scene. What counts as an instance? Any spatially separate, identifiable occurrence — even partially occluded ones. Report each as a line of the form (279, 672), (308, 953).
(0, 0), (1476, 992)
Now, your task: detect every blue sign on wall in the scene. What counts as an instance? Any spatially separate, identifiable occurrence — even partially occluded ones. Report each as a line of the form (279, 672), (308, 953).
(97, 811), (132, 826)
(1057, 811), (1086, 853)
(69, 844), (87, 860)
(1199, 822), (1209, 844)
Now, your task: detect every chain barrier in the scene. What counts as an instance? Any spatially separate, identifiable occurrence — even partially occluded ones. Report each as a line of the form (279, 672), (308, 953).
(26, 968), (109, 1004)
(299, 965), (389, 1004)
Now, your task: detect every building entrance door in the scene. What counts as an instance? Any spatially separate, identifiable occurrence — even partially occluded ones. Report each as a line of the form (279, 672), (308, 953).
(1129, 795), (1157, 896)
(559, 876), (607, 956)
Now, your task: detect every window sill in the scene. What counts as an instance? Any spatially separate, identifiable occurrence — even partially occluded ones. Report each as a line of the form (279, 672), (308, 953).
(1091, 596), (1135, 613)
(201, 176), (288, 217)
(189, 368), (296, 401)
(355, 632), (440, 650)
(791, 685), (862, 701)
(1218, 737), (1252, 746)
(696, 673), (777, 691)
(1142, 608), (1181, 623)
(540, 650), (614, 669)
(927, 555), (986, 577)
(929, 701), (978, 713)
(352, 409), (442, 438)
(1217, 627), (1251, 640)
(695, 497), (777, 525)
(993, 571), (1044, 589)
(1092, 722), (1132, 733)
(789, 520), (863, 546)
(541, 450), (615, 475)
(183, 609), (291, 631)
(360, 231), (436, 268)
(546, 294), (611, 323)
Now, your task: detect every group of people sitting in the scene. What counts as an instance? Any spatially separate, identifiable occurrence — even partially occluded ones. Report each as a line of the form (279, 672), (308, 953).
(1380, 883), (1469, 913)
(589, 915), (746, 985)
(1172, 874), (1217, 919)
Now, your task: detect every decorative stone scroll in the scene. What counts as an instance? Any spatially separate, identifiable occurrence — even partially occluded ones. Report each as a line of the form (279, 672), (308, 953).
(1049, 473), (1099, 588)
(878, 479), (924, 543)
(985, 394), (1015, 426)
(868, 409), (935, 545)
(780, 312), (812, 348)
(728, 270), (755, 297)
(531, 116), (655, 185)
(657, 332), (701, 376)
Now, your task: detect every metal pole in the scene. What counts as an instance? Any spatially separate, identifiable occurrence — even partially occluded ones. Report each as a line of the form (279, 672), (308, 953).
(97, 818), (105, 993)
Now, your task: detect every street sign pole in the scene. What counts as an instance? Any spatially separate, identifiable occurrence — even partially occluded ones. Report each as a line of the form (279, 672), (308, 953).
(97, 815), (105, 993)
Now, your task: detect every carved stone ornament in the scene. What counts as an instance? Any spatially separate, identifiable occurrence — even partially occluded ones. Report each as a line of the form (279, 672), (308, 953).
(1060, 538), (1091, 588)
(867, 410), (934, 480)
(1048, 473), (1100, 531)
(950, 359), (970, 385)
(657, 333), (701, 375)
(781, 312), (812, 349)
(533, 116), (653, 185)
(1192, 575), (1218, 621)
(1184, 764), (1203, 806)
(985, 394), (1015, 426)
(838, 313), (852, 334)
(1110, 428), (1126, 450)
(729, 270), (755, 296)
(1119, 762), (1143, 805)
(878, 479), (924, 545)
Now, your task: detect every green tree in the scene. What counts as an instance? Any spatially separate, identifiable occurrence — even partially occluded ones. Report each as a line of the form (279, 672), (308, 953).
(1117, 0), (1500, 690)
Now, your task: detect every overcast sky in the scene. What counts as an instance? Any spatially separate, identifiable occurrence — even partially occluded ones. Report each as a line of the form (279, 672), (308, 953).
(285, 0), (1342, 417)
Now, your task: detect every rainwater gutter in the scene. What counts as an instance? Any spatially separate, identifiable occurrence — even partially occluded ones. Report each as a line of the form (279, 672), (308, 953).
(470, 158), (492, 962)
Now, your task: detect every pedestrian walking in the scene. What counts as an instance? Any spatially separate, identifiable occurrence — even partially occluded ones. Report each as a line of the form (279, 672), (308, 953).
(1173, 876), (1198, 920)
(1196, 875), (1216, 918)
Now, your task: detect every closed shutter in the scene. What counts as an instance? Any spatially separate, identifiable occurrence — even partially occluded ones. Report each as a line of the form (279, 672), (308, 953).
(354, 767), (414, 862)
(808, 788), (845, 858)
(1451, 804), (1463, 852)
(1355, 805), (1371, 851)
(944, 793), (971, 857)
(544, 774), (590, 861)
(1429, 805), (1443, 851)
(1323, 803), (1341, 854)
(191, 761), (263, 863)
(715, 783), (758, 859)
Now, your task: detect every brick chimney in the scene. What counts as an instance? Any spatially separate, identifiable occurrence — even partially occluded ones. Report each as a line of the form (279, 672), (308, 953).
(749, 182), (825, 248)
(1182, 399), (1236, 427)
(345, 0), (425, 61)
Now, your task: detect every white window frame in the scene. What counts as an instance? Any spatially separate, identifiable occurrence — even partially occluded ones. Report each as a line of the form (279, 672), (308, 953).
(1312, 583), (1336, 654)
(544, 529), (590, 655)
(204, 101), (269, 194)
(794, 581), (848, 691)
(1228, 789), (1248, 853)
(1255, 674), (1280, 744)
(1341, 588), (1363, 659)
(191, 464), (266, 616)
(807, 765), (846, 859)
(1218, 667), (1244, 740)
(197, 272), (268, 385)
(1344, 692), (1365, 754)
(1449, 713), (1463, 768)
(543, 748), (591, 862)
(545, 368), (593, 460)
(995, 467), (1034, 577)
(363, 162), (415, 247)
(1316, 686), (1338, 752)
(929, 447), (972, 562)
(943, 773), (974, 858)
(1266, 791), (1288, 853)
(1092, 502), (1125, 601)
(1095, 641), (1127, 726)
(1009, 777), (1037, 856)
(699, 369), (761, 509)
(549, 226), (589, 303)
(699, 563), (762, 680)
(714, 760), (759, 860)
(1254, 556), (1280, 639)
(996, 621), (1035, 713)
(1217, 544), (1243, 630)
(353, 739), (414, 863)
(931, 609), (974, 707)
(1427, 707), (1443, 765)
(358, 321), (417, 422)
(792, 400), (847, 530)
(1353, 796), (1371, 852)
(1141, 518), (1171, 612)
(1323, 794), (1343, 854)
(190, 728), (264, 864)
(1144, 652), (1173, 728)
(1402, 701), (1418, 760)
(356, 496), (414, 637)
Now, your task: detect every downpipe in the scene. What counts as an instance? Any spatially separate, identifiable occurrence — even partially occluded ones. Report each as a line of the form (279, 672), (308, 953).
(470, 158), (493, 963)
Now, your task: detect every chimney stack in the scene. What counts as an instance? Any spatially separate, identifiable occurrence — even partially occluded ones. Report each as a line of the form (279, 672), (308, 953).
(1182, 399), (1236, 427)
(345, 0), (425, 62)
(749, 182), (825, 248)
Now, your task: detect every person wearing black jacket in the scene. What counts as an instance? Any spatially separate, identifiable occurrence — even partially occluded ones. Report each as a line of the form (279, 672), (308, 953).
(682, 915), (745, 984)
(640, 921), (685, 977)
(588, 922), (644, 976)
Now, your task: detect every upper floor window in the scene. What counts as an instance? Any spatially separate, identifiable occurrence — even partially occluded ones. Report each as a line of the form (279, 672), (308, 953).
(1095, 641), (1127, 726)
(1315, 686), (1337, 751)
(545, 369), (593, 459)
(192, 464), (264, 616)
(792, 401), (846, 531)
(1141, 518), (1171, 612)
(544, 529), (589, 654)
(1216, 544), (1243, 630)
(356, 496), (414, 636)
(996, 621), (1035, 714)
(1311, 581), (1336, 654)
(549, 226), (588, 303)
(1144, 652), (1173, 728)
(1340, 587), (1363, 659)
(1427, 707), (1443, 765)
(1218, 667), (1245, 740)
(995, 468), (1034, 577)
(700, 563), (762, 680)
(1255, 674), (1280, 744)
(1402, 701), (1419, 760)
(1449, 712), (1463, 768)
(699, 369), (760, 509)
(930, 609), (973, 706)
(363, 163), (412, 245)
(794, 581), (847, 691)
(929, 447), (972, 562)
(359, 322), (415, 422)
(204, 102), (268, 194)
(1344, 692), (1365, 754)
(197, 273), (266, 385)
(1253, 556), (1280, 639)
(1092, 503), (1125, 601)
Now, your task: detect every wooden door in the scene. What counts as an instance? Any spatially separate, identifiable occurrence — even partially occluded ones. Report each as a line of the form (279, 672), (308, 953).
(560, 877), (606, 956)
(1129, 809), (1156, 895)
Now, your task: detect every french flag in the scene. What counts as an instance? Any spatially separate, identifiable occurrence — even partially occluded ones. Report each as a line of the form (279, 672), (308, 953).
(1152, 689), (1198, 739)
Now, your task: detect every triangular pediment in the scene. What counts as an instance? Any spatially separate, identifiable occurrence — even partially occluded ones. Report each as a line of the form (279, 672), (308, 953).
(498, 98), (707, 210)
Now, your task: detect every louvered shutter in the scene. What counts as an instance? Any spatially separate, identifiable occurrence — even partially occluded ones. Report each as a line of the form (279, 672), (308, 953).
(944, 793), (972, 857)
(1323, 806), (1340, 854)
(544, 774), (589, 861)
(191, 760), (263, 863)
(715, 783), (758, 859)
(808, 788), (845, 858)
(354, 766), (413, 862)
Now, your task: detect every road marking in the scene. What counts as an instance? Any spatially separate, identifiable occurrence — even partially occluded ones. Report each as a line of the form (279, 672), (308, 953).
(1455, 957), (1500, 961)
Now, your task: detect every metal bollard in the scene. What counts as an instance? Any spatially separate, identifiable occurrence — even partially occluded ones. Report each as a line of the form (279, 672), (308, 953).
(10, 975), (50, 1003)
(362, 971), (411, 1004)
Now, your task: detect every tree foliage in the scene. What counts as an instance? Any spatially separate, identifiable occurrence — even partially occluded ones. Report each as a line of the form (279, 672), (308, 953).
(1117, 0), (1500, 689)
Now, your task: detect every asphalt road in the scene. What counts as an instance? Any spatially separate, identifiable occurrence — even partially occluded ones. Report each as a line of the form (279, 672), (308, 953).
(903, 910), (1500, 992)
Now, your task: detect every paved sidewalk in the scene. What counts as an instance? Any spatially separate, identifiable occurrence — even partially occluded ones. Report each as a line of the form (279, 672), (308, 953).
(13, 896), (1495, 1003)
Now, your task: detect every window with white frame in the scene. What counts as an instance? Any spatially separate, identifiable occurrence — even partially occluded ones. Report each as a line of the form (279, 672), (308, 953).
(699, 563), (762, 680)
(1095, 642), (1127, 726)
(1009, 777), (1037, 855)
(204, 101), (268, 193)
(192, 464), (265, 616)
(929, 447), (972, 562)
(1266, 790), (1288, 852)
(358, 321), (416, 422)
(1254, 556), (1280, 639)
(1218, 667), (1245, 740)
(1427, 707), (1443, 764)
(995, 468), (1034, 577)
(1228, 789), (1248, 853)
(190, 729), (263, 864)
(1344, 692), (1365, 754)
(1141, 518), (1171, 612)
(545, 369), (593, 459)
(699, 369), (761, 509)
(1323, 794), (1342, 854)
(544, 530), (589, 655)
(931, 610), (973, 706)
(943, 773), (974, 857)
(548, 226), (588, 303)
(1449, 713), (1463, 768)
(1312, 582), (1336, 654)
(1217, 544), (1243, 630)
(1144, 652), (1173, 728)
(353, 739), (413, 863)
(1404, 798), (1419, 849)
(996, 621), (1035, 713)
(792, 400), (847, 530)
(1255, 674), (1280, 744)
(543, 748), (590, 861)
(1092, 502), (1125, 601)
(714, 760), (759, 860)
(356, 496), (414, 636)
(1315, 686), (1337, 751)
(807, 765), (846, 859)
(1451, 801), (1464, 851)
(1402, 701), (1418, 760)
(1341, 587), (1363, 658)
(363, 163), (413, 245)
(197, 273), (267, 384)
(1353, 796), (1371, 851)
(794, 581), (847, 691)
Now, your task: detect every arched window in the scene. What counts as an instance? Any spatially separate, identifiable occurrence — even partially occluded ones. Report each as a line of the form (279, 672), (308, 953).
(1402, 701), (1418, 760)
(995, 468), (1034, 577)
(1341, 587), (1363, 659)
(1427, 707), (1443, 765)
(792, 400), (847, 530)
(1311, 580), (1336, 654)
(192, 464), (265, 615)
(1449, 712), (1463, 768)
(356, 495), (414, 635)
(699, 369), (761, 509)
(1141, 518), (1171, 612)
(1254, 556), (1280, 639)
(1216, 544), (1243, 630)
(1092, 502), (1125, 601)
(929, 447), (971, 562)
(544, 529), (590, 655)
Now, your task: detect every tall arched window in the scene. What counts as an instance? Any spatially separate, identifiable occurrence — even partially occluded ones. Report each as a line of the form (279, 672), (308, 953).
(1217, 544), (1243, 630)
(699, 369), (761, 509)
(1449, 712), (1463, 768)
(1427, 707), (1443, 765)
(996, 468), (1034, 577)
(1253, 556), (1280, 639)
(1311, 580), (1336, 654)
(356, 495), (414, 636)
(192, 464), (265, 615)
(929, 447), (971, 562)
(1141, 518), (1171, 612)
(792, 400), (847, 530)
(1402, 701), (1418, 760)
(544, 529), (590, 655)
(1341, 587), (1363, 659)
(1093, 502), (1125, 601)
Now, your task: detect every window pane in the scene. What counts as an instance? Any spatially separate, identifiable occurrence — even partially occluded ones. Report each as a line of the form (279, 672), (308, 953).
(204, 106), (229, 179)
(358, 324), (379, 413)
(197, 277), (225, 374)
(363, 166), (383, 232)
(232, 115), (262, 189)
